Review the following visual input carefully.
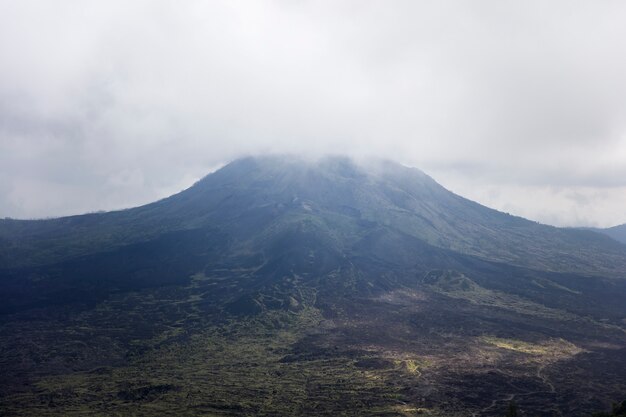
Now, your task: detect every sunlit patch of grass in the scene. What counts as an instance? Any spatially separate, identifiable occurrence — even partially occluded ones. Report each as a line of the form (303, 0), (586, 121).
(403, 359), (420, 374)
(392, 358), (422, 374)
(393, 405), (449, 416)
(480, 336), (582, 358)
(481, 337), (549, 355)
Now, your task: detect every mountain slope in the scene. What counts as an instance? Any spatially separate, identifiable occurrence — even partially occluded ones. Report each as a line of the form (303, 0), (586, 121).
(595, 223), (626, 245)
(1, 155), (625, 417)
(2, 156), (624, 274)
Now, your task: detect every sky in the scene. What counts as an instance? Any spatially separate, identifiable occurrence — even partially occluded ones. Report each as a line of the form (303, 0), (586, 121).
(1, 1), (626, 227)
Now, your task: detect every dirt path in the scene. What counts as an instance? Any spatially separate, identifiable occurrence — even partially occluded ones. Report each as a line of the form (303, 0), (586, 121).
(536, 364), (555, 393)
(471, 393), (516, 416)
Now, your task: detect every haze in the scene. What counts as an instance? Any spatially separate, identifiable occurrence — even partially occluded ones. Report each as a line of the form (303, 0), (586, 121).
(1, 0), (626, 227)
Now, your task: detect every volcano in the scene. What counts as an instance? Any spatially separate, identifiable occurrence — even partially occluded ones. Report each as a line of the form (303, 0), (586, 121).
(1, 155), (625, 416)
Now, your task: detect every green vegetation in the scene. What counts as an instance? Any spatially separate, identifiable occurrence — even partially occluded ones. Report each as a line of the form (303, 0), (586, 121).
(481, 336), (581, 357)
(0, 279), (435, 416)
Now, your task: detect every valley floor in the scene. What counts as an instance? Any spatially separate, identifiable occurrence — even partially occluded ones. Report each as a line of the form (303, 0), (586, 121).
(2, 271), (625, 416)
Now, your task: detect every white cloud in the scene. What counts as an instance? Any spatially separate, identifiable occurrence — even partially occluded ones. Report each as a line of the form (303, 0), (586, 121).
(1, 0), (626, 226)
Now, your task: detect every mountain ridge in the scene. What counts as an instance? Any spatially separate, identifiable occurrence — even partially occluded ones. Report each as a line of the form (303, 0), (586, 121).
(592, 223), (626, 245)
(1, 155), (624, 276)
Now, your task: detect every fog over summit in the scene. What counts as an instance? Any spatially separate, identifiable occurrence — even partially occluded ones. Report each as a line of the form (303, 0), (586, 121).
(1, 1), (626, 226)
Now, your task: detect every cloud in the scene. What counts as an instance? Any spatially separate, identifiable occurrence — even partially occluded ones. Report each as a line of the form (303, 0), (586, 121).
(1, 0), (626, 226)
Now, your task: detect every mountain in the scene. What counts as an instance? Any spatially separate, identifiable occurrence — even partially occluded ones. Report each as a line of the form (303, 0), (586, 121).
(1, 155), (625, 417)
(594, 224), (626, 245)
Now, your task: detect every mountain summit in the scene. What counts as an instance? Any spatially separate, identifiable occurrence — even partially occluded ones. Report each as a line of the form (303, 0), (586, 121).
(2, 155), (623, 273)
(1, 155), (625, 416)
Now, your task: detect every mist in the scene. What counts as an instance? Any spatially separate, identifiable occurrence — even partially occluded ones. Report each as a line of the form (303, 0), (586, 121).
(2, 1), (626, 227)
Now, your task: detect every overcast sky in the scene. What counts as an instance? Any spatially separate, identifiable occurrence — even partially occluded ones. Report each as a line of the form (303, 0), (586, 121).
(1, 1), (626, 227)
